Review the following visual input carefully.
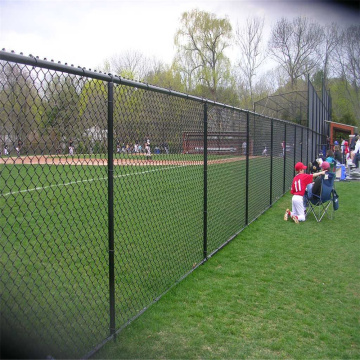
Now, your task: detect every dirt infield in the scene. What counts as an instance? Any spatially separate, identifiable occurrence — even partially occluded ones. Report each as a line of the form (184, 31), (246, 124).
(0, 155), (249, 166)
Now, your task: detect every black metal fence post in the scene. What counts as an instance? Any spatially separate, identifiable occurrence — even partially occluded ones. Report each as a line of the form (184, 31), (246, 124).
(301, 128), (304, 163)
(270, 118), (274, 206)
(245, 112), (250, 225)
(283, 123), (287, 193)
(203, 102), (208, 260)
(294, 126), (297, 170)
(107, 81), (116, 337)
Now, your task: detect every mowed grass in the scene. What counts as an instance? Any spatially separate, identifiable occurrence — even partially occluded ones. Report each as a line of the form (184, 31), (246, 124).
(1, 155), (293, 358)
(95, 180), (360, 360)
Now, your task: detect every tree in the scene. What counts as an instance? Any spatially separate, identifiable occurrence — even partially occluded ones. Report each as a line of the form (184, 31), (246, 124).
(0, 62), (41, 150)
(174, 9), (233, 101)
(235, 16), (265, 108)
(332, 25), (360, 126)
(143, 62), (185, 92)
(104, 50), (162, 82)
(320, 22), (340, 84)
(268, 16), (324, 89)
(41, 74), (83, 152)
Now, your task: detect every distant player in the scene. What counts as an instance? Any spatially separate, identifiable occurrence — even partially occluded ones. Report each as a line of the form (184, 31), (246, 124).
(69, 139), (74, 155)
(242, 141), (247, 155)
(262, 145), (267, 156)
(145, 137), (151, 161)
(3, 145), (9, 156)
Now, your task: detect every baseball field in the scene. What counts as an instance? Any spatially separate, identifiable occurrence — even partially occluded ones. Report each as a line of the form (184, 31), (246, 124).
(1, 153), (290, 358)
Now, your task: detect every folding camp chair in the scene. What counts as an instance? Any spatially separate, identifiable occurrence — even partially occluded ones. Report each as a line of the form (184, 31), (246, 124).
(306, 172), (336, 222)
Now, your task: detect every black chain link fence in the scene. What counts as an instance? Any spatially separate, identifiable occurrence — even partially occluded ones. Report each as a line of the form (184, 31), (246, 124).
(0, 50), (326, 359)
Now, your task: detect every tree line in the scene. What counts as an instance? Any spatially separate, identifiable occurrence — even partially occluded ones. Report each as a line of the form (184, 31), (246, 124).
(103, 10), (359, 128)
(0, 10), (358, 155)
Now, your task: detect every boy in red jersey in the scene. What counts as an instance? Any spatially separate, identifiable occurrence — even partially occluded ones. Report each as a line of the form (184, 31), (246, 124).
(284, 162), (326, 224)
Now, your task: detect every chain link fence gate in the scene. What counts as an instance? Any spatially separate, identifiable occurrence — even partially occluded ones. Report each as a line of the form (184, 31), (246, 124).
(1, 50), (323, 359)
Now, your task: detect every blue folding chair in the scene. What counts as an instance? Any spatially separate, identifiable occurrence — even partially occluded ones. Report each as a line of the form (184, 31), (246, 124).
(306, 172), (337, 222)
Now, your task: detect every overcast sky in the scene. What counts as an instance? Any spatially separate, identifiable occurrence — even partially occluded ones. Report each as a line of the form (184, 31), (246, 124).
(1, 0), (359, 72)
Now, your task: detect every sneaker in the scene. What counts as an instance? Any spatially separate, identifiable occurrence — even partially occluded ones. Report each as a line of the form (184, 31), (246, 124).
(291, 215), (299, 224)
(284, 209), (290, 221)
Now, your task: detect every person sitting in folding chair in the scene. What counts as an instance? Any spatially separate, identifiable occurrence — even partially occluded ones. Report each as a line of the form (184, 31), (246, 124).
(305, 161), (330, 201)
(305, 161), (337, 222)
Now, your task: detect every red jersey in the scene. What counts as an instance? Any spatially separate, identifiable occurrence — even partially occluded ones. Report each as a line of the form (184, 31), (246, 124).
(291, 173), (313, 196)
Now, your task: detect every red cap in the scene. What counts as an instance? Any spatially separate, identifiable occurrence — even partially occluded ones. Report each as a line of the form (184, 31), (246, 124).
(295, 162), (307, 171)
(321, 161), (330, 170)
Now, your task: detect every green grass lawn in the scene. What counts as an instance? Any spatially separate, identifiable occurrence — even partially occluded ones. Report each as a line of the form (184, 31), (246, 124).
(0, 155), (302, 358)
(94, 180), (360, 359)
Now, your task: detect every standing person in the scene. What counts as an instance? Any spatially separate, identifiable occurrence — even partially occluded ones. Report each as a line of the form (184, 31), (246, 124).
(333, 141), (342, 163)
(242, 141), (247, 155)
(341, 137), (345, 157)
(3, 144), (9, 156)
(352, 136), (360, 169)
(16, 139), (22, 156)
(284, 162), (326, 224)
(262, 144), (267, 156)
(69, 138), (74, 156)
(343, 141), (350, 164)
(350, 133), (358, 151)
(326, 136), (330, 150)
(145, 137), (151, 161)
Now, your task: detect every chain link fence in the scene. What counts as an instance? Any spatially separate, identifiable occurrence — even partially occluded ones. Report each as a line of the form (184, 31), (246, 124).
(0, 50), (325, 359)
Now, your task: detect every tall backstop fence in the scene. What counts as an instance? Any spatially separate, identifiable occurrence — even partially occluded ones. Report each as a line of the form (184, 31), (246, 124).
(1, 50), (324, 359)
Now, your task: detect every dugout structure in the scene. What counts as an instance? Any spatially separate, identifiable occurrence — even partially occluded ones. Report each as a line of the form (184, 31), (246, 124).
(182, 131), (248, 155)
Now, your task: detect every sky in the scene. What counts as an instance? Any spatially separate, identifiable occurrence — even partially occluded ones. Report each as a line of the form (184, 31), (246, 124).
(1, 0), (359, 73)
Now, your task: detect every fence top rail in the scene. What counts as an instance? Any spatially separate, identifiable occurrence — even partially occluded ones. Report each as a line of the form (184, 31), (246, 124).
(0, 49), (306, 128)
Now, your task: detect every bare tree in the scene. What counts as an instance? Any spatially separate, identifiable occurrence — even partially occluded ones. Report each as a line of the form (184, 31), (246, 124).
(335, 24), (360, 118)
(235, 16), (265, 107)
(268, 16), (324, 89)
(316, 22), (340, 85)
(106, 50), (155, 81)
(337, 25), (360, 90)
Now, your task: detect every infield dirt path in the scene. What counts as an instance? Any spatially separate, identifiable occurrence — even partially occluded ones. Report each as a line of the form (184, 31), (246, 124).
(0, 155), (250, 166)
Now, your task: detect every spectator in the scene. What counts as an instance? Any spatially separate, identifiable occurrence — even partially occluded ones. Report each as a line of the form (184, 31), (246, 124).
(305, 161), (331, 201)
(325, 149), (336, 169)
(333, 142), (342, 163)
(352, 136), (360, 169)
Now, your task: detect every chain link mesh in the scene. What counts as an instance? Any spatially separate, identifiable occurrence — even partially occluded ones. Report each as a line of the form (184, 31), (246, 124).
(0, 54), (325, 359)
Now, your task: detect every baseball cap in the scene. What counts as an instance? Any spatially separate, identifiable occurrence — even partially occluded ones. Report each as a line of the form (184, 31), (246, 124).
(295, 162), (307, 171)
(321, 161), (330, 170)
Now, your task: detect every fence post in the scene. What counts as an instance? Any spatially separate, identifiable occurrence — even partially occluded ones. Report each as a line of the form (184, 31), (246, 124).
(108, 81), (116, 337)
(294, 125), (297, 169)
(301, 128), (303, 163)
(203, 102), (208, 260)
(245, 112), (250, 225)
(283, 123), (287, 194)
(270, 118), (273, 206)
